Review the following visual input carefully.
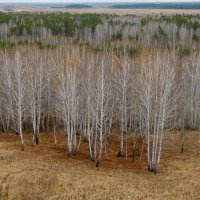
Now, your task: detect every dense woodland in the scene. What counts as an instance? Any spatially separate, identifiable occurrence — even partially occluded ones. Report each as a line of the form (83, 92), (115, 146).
(0, 12), (200, 172)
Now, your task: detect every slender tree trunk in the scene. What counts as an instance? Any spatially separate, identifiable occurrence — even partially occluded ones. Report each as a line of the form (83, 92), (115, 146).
(181, 114), (185, 153)
(117, 131), (123, 157)
(198, 131), (200, 156)
(19, 124), (24, 151)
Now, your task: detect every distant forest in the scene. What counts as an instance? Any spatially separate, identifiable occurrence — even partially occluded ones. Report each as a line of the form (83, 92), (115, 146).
(112, 3), (200, 10)
(51, 4), (93, 9)
(65, 4), (92, 9)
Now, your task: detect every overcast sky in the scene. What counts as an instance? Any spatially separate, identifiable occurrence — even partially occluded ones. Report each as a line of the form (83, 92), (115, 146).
(1, 0), (200, 3)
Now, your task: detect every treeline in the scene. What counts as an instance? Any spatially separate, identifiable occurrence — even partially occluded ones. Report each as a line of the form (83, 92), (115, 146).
(51, 4), (92, 9)
(65, 4), (92, 9)
(111, 3), (200, 10)
(0, 12), (199, 47)
(0, 12), (101, 37)
(0, 13), (200, 57)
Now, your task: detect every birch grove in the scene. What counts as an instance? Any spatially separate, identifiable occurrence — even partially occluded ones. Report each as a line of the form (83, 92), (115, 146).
(0, 12), (199, 172)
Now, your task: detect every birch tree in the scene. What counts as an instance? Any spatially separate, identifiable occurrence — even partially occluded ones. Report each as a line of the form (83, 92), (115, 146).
(90, 57), (117, 166)
(28, 52), (45, 145)
(114, 56), (133, 157)
(54, 53), (80, 155)
(184, 53), (200, 154)
(136, 52), (179, 172)
(10, 51), (28, 151)
(80, 56), (96, 159)
(0, 52), (13, 133)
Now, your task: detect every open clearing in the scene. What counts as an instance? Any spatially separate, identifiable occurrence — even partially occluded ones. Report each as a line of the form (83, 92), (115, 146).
(0, 131), (200, 200)
(0, 7), (200, 15)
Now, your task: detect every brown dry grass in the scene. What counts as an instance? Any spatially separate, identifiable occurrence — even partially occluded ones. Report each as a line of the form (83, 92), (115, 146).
(0, 131), (200, 200)
(0, 7), (200, 15)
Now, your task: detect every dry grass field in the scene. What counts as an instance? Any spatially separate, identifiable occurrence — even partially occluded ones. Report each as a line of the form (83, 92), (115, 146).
(0, 7), (200, 15)
(0, 131), (200, 200)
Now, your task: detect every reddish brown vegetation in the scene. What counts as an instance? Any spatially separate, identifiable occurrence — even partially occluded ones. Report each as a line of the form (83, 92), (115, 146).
(0, 130), (173, 172)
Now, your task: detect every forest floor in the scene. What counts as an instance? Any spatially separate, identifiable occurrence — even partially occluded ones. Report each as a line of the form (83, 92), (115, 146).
(0, 130), (200, 200)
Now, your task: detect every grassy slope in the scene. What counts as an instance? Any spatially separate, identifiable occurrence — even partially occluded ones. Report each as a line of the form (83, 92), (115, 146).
(0, 131), (200, 200)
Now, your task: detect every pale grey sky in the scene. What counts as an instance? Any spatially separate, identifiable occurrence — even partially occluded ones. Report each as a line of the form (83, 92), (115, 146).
(1, 0), (200, 3)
